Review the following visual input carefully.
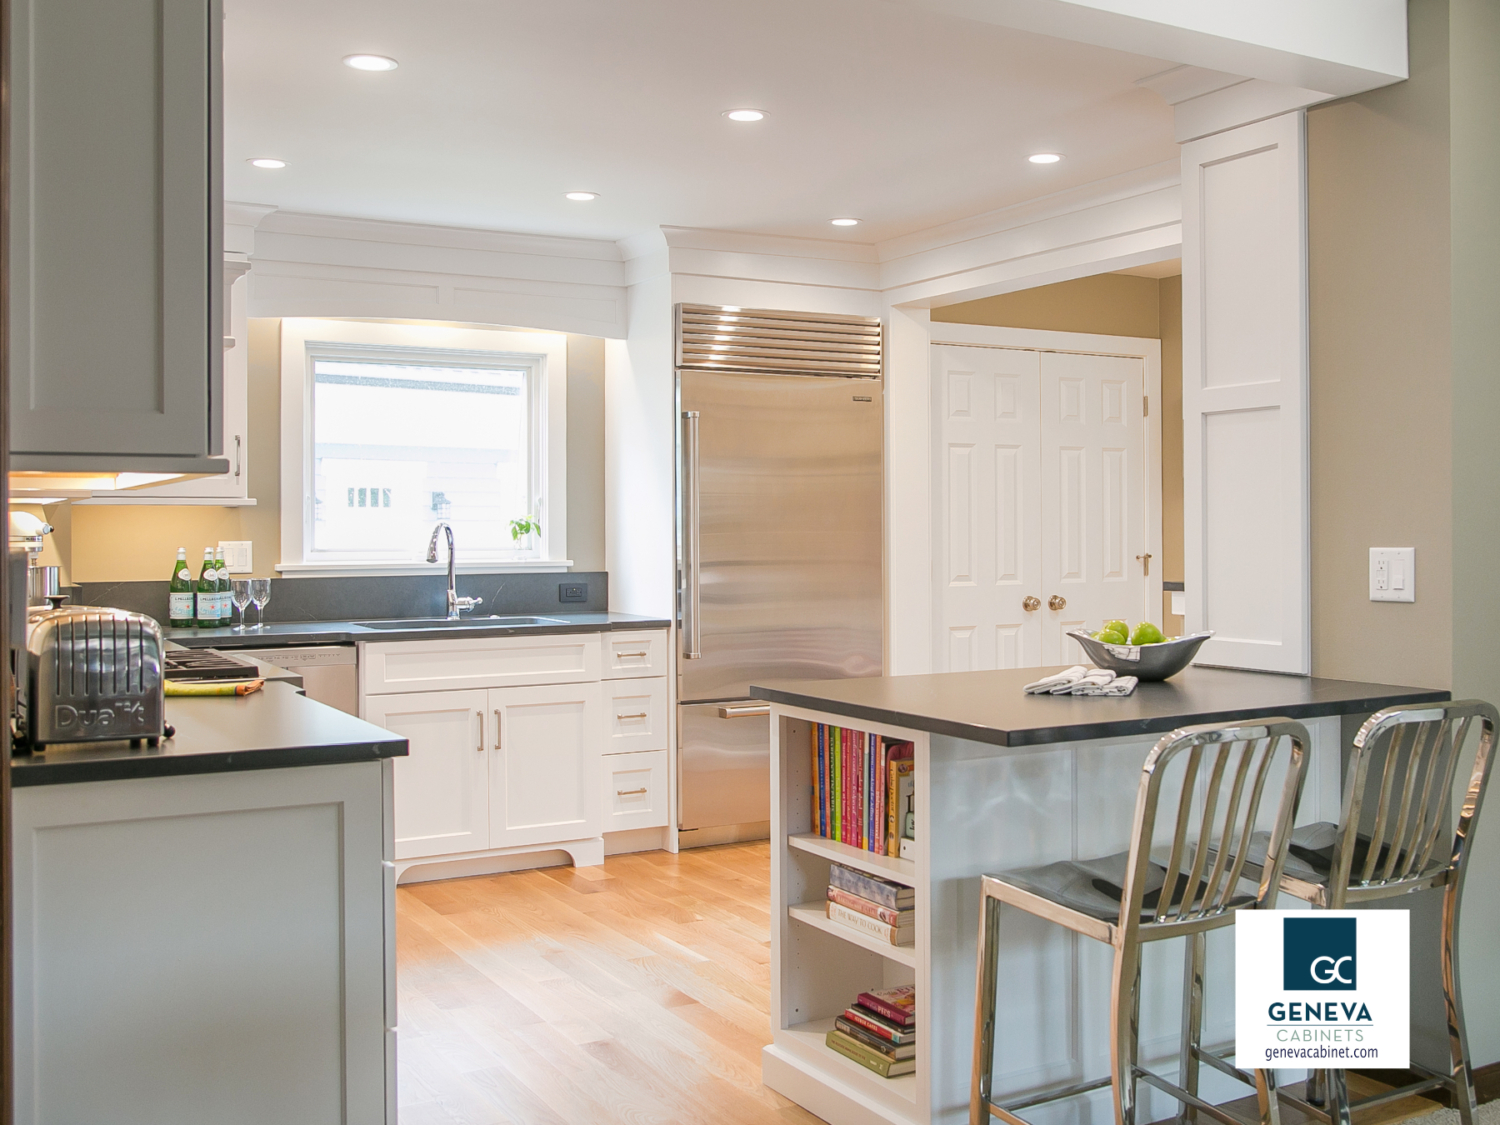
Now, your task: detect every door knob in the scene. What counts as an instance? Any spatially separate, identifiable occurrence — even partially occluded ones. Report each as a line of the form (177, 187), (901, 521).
(1022, 596), (1041, 612)
(1048, 595), (1066, 611)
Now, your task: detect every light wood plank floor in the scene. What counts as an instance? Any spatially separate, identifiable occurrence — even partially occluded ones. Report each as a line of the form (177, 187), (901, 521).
(396, 841), (826, 1125)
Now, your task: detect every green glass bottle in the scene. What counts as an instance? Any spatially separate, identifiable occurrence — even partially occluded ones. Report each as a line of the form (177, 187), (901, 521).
(168, 548), (194, 628)
(213, 547), (229, 624)
(195, 548), (219, 628)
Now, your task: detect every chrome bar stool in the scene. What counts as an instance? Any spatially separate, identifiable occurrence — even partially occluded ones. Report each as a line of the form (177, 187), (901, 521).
(970, 719), (1310, 1125)
(1237, 701), (1497, 1125)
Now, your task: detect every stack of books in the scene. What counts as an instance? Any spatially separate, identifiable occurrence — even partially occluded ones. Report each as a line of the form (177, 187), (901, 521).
(825, 984), (917, 1077)
(826, 862), (914, 946)
(813, 723), (915, 857)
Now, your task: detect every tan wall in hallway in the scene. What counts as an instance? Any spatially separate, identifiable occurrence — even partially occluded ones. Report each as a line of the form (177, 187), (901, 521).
(1307, 0), (1452, 689)
(1159, 274), (1183, 635)
(60, 320), (608, 582)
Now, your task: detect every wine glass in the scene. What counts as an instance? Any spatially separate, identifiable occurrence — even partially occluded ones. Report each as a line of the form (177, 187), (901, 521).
(230, 579), (252, 631)
(249, 578), (272, 631)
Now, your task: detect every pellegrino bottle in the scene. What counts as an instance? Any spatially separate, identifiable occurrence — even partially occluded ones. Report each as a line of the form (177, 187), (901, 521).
(195, 548), (219, 628)
(169, 548), (194, 628)
(214, 547), (230, 624)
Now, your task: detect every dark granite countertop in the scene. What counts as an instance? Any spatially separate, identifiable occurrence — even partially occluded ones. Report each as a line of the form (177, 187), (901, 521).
(751, 665), (1450, 748)
(164, 611), (671, 648)
(12, 682), (407, 786)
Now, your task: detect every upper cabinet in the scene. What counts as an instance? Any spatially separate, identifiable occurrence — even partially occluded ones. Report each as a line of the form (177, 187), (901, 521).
(8, 0), (227, 475)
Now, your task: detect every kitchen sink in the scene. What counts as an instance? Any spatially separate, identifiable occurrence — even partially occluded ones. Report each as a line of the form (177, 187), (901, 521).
(359, 615), (571, 630)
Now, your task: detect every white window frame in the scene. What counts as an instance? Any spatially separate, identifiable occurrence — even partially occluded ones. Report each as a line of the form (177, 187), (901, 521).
(278, 318), (569, 576)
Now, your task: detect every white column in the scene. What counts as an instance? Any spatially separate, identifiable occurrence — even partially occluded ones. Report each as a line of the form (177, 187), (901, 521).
(885, 304), (933, 675)
(1181, 110), (1310, 673)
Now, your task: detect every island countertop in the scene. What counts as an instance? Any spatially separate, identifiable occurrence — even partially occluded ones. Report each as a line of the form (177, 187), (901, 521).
(751, 664), (1450, 747)
(11, 681), (407, 786)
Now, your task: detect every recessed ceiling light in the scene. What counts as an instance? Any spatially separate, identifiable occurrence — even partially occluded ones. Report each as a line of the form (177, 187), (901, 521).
(724, 109), (767, 122)
(1028, 152), (1063, 164)
(343, 54), (398, 71)
(830, 218), (860, 227)
(248, 158), (286, 169)
(564, 191), (598, 201)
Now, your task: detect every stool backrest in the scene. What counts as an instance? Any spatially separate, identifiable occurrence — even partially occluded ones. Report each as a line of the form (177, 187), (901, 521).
(1330, 700), (1498, 906)
(1121, 719), (1309, 933)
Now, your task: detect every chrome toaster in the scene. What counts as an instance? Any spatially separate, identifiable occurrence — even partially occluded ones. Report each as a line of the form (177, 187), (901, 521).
(20, 606), (165, 748)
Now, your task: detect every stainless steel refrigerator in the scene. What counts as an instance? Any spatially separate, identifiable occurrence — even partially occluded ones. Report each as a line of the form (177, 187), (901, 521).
(675, 304), (884, 836)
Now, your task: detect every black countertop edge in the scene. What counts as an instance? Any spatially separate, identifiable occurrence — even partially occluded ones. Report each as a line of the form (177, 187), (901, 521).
(11, 741), (403, 787)
(750, 674), (1452, 749)
(164, 612), (672, 648)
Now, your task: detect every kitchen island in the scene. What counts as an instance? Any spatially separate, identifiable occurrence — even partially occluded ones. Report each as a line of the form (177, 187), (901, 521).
(10, 682), (407, 1125)
(750, 666), (1449, 1125)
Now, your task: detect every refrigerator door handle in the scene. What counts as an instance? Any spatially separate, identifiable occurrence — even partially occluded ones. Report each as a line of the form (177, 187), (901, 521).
(718, 704), (771, 719)
(681, 410), (702, 660)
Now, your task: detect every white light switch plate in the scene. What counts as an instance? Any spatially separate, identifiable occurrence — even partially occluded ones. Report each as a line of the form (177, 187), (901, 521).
(1369, 547), (1415, 602)
(219, 540), (253, 574)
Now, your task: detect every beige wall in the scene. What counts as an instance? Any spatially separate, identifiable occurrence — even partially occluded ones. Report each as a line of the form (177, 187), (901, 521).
(1307, 0), (1453, 689)
(931, 271), (1185, 632)
(57, 319), (608, 582)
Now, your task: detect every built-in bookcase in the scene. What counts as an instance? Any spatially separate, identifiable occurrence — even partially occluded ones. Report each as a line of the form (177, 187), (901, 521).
(766, 705), (930, 1125)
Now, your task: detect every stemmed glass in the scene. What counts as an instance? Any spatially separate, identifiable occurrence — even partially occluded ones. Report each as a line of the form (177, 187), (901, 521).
(249, 578), (272, 631)
(230, 579), (252, 631)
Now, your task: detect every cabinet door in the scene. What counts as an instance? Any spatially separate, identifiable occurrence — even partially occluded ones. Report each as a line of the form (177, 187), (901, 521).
(488, 683), (602, 849)
(365, 691), (488, 860)
(9, 0), (224, 467)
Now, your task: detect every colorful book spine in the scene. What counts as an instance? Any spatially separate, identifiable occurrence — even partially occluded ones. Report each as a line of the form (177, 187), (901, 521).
(826, 885), (912, 926)
(857, 985), (916, 1028)
(828, 901), (913, 944)
(833, 1017), (917, 1060)
(824, 1030), (916, 1077)
(842, 1006), (917, 1045)
(828, 862), (913, 909)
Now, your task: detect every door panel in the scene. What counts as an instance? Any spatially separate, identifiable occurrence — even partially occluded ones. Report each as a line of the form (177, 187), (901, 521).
(677, 370), (883, 702)
(678, 701), (770, 832)
(366, 690), (487, 860)
(1039, 351), (1147, 664)
(932, 345), (1042, 671)
(489, 683), (602, 848)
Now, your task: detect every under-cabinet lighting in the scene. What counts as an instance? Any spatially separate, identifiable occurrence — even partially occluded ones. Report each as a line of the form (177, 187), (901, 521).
(1028, 153), (1063, 164)
(248, 158), (287, 169)
(564, 191), (598, 201)
(344, 54), (399, 71)
(830, 218), (860, 227)
(723, 109), (766, 122)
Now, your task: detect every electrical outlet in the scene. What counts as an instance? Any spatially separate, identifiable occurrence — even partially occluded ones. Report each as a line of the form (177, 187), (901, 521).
(219, 540), (253, 574)
(1369, 547), (1415, 603)
(559, 581), (588, 604)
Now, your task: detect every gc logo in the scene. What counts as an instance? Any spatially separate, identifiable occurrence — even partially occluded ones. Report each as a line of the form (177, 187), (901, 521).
(1283, 916), (1357, 991)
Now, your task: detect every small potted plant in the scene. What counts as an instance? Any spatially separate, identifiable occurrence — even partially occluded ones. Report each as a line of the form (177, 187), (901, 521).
(509, 516), (541, 552)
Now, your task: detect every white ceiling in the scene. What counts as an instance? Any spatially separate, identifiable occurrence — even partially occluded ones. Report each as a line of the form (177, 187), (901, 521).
(223, 0), (1180, 245)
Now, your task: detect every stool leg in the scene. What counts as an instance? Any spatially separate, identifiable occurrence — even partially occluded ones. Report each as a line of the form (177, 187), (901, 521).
(1305, 1069), (1325, 1106)
(1111, 942), (1143, 1125)
(1178, 931), (1206, 1125)
(971, 891), (1003, 1125)
(1324, 1068), (1352, 1125)
(1442, 882), (1478, 1125)
(1254, 1068), (1283, 1125)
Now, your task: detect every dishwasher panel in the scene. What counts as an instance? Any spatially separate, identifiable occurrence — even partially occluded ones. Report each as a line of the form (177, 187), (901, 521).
(235, 645), (359, 715)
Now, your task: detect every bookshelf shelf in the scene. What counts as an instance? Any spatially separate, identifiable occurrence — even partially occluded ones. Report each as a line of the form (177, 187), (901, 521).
(788, 833), (917, 886)
(789, 902), (918, 968)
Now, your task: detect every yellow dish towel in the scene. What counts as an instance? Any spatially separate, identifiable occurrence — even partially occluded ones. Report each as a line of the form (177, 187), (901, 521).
(164, 679), (264, 697)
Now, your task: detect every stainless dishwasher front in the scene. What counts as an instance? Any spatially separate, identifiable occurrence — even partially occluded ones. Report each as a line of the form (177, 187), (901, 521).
(235, 645), (359, 715)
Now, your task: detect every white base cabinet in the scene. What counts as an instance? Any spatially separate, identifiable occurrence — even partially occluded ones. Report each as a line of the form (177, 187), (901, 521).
(363, 629), (669, 881)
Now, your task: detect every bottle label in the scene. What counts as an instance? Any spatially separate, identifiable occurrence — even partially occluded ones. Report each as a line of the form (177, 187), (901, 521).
(169, 593), (194, 620)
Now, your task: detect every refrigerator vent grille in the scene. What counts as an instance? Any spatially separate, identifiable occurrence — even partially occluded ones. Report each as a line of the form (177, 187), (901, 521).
(676, 304), (881, 379)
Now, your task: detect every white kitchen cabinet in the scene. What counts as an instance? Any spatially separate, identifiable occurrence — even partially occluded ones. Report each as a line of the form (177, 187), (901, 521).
(602, 629), (670, 678)
(488, 682), (603, 848)
(362, 632), (601, 695)
(603, 676), (670, 754)
(604, 750), (670, 832)
(365, 690), (488, 860)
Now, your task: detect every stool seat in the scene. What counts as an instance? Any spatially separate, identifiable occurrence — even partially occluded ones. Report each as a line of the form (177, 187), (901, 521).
(1244, 821), (1453, 895)
(999, 851), (1257, 926)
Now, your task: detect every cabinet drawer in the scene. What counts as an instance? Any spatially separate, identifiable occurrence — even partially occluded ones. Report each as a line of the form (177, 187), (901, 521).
(601, 630), (669, 679)
(604, 750), (668, 832)
(362, 634), (601, 695)
(603, 678), (669, 755)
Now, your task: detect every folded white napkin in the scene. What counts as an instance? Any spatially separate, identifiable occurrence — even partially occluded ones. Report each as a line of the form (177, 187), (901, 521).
(1073, 673), (1139, 697)
(1023, 665), (1088, 694)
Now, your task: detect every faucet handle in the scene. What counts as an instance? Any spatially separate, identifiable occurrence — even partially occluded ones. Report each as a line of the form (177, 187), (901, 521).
(453, 595), (483, 615)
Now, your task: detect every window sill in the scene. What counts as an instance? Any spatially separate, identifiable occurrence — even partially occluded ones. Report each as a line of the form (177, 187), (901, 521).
(275, 560), (574, 579)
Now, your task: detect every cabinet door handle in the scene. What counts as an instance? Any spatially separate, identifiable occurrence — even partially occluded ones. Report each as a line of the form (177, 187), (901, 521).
(234, 434), (242, 479)
(616, 712), (648, 721)
(616, 787), (648, 796)
(494, 709), (502, 750)
(719, 704), (770, 719)
(477, 711), (485, 752)
(616, 651), (649, 659)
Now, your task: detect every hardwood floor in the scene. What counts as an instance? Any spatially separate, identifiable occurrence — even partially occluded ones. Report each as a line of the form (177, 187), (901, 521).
(396, 842), (825, 1125)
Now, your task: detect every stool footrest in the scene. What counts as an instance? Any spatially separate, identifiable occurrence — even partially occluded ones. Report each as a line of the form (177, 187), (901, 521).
(994, 1074), (1114, 1113)
(1136, 1069), (1253, 1125)
(1193, 1044), (1255, 1086)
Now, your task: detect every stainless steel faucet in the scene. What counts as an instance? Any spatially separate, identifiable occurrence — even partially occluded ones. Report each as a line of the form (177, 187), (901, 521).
(427, 522), (482, 619)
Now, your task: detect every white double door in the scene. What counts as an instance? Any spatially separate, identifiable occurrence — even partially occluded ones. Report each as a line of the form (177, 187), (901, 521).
(935, 343), (1148, 670)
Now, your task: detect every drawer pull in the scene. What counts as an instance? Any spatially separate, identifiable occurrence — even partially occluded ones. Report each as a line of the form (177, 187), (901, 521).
(719, 704), (770, 719)
(616, 787), (648, 796)
(615, 650), (649, 659)
(616, 712), (648, 721)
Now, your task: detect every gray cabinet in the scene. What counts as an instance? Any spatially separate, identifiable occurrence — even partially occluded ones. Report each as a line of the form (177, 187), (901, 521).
(8, 0), (227, 473)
